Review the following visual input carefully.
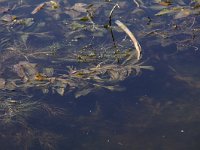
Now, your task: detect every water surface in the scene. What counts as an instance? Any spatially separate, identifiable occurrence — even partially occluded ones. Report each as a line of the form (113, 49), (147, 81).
(0, 0), (200, 150)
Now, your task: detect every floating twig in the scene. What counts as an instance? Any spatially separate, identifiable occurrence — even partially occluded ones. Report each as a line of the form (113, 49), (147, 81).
(109, 3), (120, 47)
(115, 20), (141, 60)
(133, 0), (140, 7)
(109, 4), (120, 20)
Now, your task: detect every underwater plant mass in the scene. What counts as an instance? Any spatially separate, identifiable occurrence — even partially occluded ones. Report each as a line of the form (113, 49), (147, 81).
(1, 0), (200, 149)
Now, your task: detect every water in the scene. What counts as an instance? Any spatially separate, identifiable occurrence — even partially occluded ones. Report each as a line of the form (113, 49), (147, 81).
(0, 0), (200, 150)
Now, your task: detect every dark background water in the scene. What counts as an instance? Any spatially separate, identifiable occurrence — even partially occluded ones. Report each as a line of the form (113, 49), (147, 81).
(1, 0), (200, 150)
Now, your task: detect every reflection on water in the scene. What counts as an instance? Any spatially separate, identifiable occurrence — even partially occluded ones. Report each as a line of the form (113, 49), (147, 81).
(0, 0), (200, 149)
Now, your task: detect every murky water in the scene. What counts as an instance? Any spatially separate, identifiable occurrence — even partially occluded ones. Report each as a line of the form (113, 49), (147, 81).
(0, 0), (200, 150)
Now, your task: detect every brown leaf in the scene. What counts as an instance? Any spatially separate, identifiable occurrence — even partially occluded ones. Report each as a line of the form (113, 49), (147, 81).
(31, 2), (46, 14)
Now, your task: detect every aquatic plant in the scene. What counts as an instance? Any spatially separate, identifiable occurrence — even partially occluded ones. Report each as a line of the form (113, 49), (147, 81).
(0, 95), (65, 126)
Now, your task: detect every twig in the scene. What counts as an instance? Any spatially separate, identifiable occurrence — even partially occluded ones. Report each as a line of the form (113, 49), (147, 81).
(189, 17), (195, 29)
(133, 0), (140, 7)
(109, 4), (120, 20)
(115, 20), (141, 60)
(86, 10), (96, 30)
(109, 4), (120, 47)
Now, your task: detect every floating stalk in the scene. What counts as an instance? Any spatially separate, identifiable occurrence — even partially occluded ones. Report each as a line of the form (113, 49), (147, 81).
(115, 20), (141, 60)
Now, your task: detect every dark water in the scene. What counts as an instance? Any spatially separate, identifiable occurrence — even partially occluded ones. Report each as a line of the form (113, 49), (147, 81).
(0, 0), (200, 150)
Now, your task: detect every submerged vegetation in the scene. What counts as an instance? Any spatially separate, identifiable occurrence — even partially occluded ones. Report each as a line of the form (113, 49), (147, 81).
(1, 0), (200, 149)
(0, 91), (66, 150)
(0, 0), (156, 98)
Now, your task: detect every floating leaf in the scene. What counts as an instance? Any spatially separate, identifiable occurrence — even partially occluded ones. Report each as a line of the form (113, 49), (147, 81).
(150, 5), (168, 10)
(35, 73), (46, 81)
(14, 18), (34, 26)
(80, 16), (89, 21)
(75, 88), (93, 98)
(20, 34), (29, 44)
(158, 1), (172, 6)
(5, 81), (16, 91)
(155, 7), (182, 16)
(174, 9), (191, 19)
(71, 22), (86, 30)
(13, 61), (38, 82)
(31, 2), (46, 14)
(55, 87), (65, 96)
(0, 78), (5, 89)
(71, 3), (88, 13)
(0, 7), (10, 14)
(42, 88), (49, 94)
(52, 80), (66, 96)
(48, 1), (59, 9)
(43, 68), (54, 77)
(101, 85), (125, 91)
(1, 14), (16, 22)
